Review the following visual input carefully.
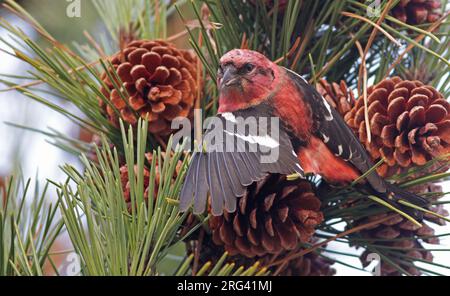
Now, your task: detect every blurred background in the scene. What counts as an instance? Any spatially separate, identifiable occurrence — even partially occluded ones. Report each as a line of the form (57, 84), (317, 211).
(0, 0), (448, 275)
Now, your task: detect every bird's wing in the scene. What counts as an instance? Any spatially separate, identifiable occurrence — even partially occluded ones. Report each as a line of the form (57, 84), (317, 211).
(179, 108), (304, 216)
(284, 68), (386, 192)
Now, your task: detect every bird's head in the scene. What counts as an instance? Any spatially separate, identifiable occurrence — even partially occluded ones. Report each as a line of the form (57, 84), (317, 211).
(217, 49), (279, 113)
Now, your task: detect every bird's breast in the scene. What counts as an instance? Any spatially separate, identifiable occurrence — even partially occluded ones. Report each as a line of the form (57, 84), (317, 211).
(271, 79), (314, 140)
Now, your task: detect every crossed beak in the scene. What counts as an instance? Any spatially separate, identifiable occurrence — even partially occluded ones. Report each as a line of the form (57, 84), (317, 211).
(220, 65), (241, 89)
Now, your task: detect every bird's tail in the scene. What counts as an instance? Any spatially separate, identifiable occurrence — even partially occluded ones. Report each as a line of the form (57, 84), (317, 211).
(376, 183), (429, 225)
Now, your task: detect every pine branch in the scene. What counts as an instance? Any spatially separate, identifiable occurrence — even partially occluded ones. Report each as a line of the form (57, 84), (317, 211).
(54, 119), (191, 275)
(0, 174), (62, 276)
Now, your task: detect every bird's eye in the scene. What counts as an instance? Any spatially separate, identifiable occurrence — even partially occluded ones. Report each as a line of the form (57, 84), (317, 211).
(217, 65), (224, 76)
(243, 63), (255, 73)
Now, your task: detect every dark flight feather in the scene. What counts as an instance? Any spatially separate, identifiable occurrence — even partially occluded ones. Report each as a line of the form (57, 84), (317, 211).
(193, 153), (208, 214)
(179, 108), (304, 215)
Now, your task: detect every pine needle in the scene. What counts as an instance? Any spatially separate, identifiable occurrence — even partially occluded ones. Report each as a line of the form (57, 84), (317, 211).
(368, 195), (422, 227)
(383, 11), (450, 79)
(341, 11), (401, 46)
(398, 200), (450, 224)
(269, 214), (399, 268)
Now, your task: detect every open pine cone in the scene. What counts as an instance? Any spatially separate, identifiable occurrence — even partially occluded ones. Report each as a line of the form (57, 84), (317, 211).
(209, 174), (323, 258)
(391, 0), (442, 25)
(357, 206), (448, 276)
(120, 164), (151, 209)
(120, 153), (181, 209)
(344, 76), (450, 178)
(360, 241), (432, 276)
(185, 233), (335, 276)
(276, 251), (336, 276)
(316, 78), (355, 118)
(100, 39), (200, 136)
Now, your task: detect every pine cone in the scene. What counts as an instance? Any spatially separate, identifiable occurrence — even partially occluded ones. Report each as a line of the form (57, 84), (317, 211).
(119, 153), (181, 209)
(277, 251), (336, 276)
(345, 76), (450, 178)
(316, 78), (355, 117)
(186, 232), (335, 276)
(391, 0), (442, 25)
(360, 242), (432, 276)
(120, 164), (151, 209)
(209, 174), (324, 258)
(399, 158), (448, 195)
(357, 208), (447, 276)
(100, 39), (200, 136)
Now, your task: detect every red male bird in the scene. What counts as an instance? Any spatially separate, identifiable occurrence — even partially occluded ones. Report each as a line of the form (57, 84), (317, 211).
(180, 49), (427, 219)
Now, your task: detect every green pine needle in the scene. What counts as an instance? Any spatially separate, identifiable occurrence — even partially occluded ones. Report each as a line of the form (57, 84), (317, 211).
(368, 195), (422, 227)
(398, 200), (450, 224)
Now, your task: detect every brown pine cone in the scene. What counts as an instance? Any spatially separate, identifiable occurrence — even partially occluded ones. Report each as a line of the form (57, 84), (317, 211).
(120, 164), (151, 208)
(186, 232), (335, 276)
(277, 251), (336, 276)
(100, 39), (200, 136)
(316, 78), (356, 117)
(399, 158), (448, 195)
(345, 76), (450, 178)
(120, 153), (181, 209)
(357, 207), (447, 276)
(360, 241), (432, 276)
(209, 174), (324, 258)
(391, 0), (442, 25)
